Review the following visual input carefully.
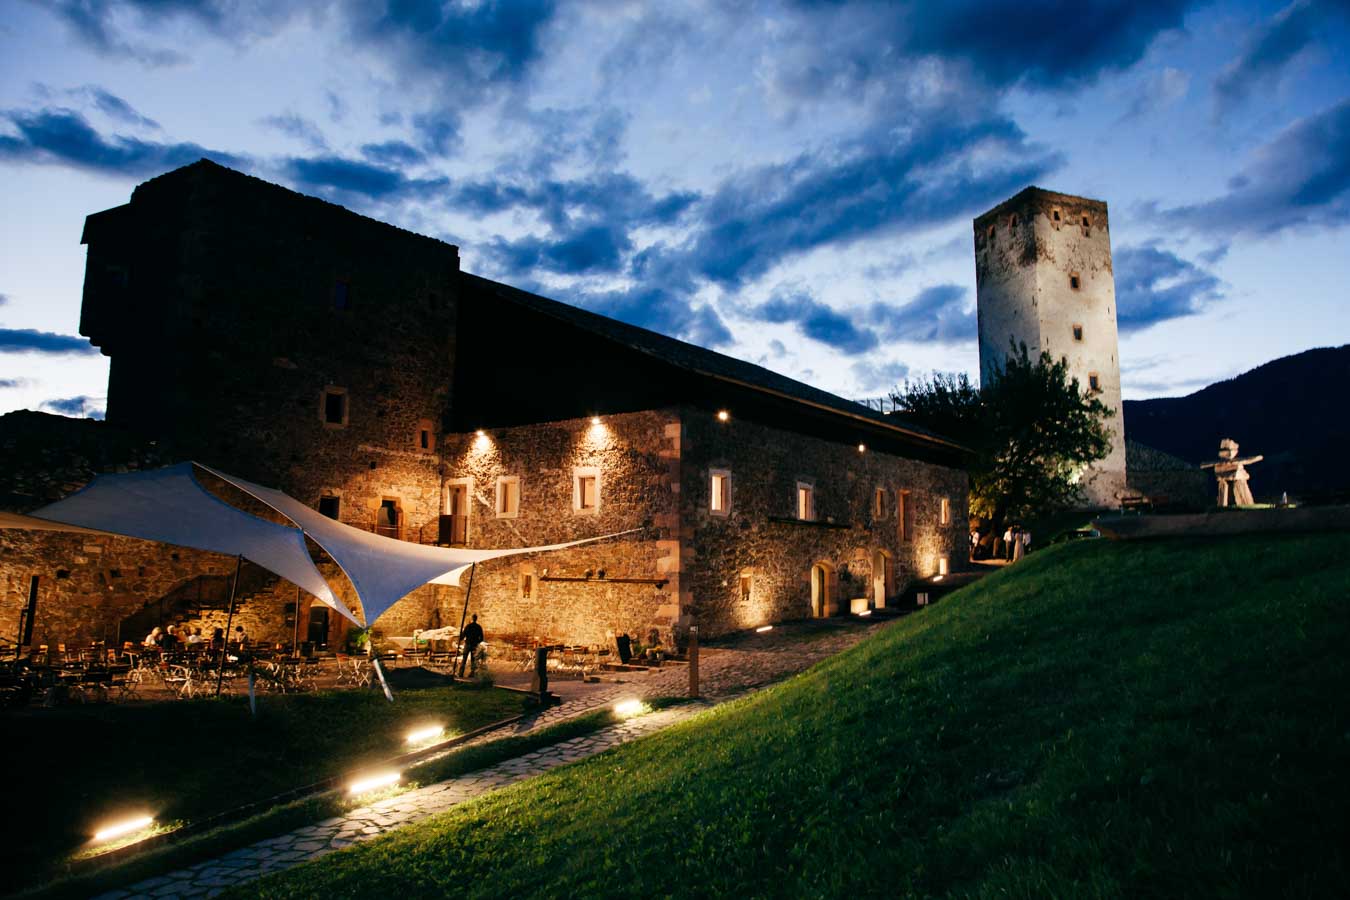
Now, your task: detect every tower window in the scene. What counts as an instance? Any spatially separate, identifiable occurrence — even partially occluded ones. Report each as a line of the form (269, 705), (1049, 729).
(710, 470), (731, 516)
(318, 495), (340, 520)
(1089, 373), (1101, 393)
(1081, 215), (1090, 227)
(321, 387), (348, 427)
(986, 223), (995, 239)
(414, 418), (436, 453)
(739, 573), (753, 604)
(796, 482), (815, 521)
(1009, 213), (1019, 228)
(1052, 208), (1062, 222)
(332, 280), (351, 311)
(1069, 273), (1081, 290)
(873, 487), (886, 519)
(1073, 324), (1084, 342)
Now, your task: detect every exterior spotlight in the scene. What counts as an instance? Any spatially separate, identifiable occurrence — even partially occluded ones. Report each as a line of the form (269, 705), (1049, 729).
(93, 815), (154, 843)
(349, 771), (401, 795)
(858, 443), (866, 453)
(590, 416), (602, 426)
(475, 429), (485, 437)
(717, 410), (730, 422)
(938, 556), (949, 576)
(614, 698), (645, 717)
(857, 609), (872, 617)
(405, 725), (445, 745)
(755, 625), (773, 633)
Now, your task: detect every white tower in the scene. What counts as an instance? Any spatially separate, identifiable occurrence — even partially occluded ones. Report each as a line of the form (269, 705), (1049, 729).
(973, 187), (1126, 508)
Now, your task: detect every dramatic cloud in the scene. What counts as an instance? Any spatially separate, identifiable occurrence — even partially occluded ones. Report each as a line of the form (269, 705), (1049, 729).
(44, 0), (302, 64)
(1114, 244), (1223, 332)
(259, 113), (327, 150)
(688, 116), (1060, 289)
(752, 290), (879, 355)
(83, 86), (159, 128)
(360, 140), (426, 168)
(1213, 0), (1347, 112)
(1121, 66), (1190, 120)
(0, 378), (26, 389)
(868, 284), (976, 344)
(851, 359), (912, 394)
(283, 155), (446, 201)
(0, 107), (240, 175)
(40, 395), (106, 419)
(1156, 97), (1350, 235)
(0, 328), (99, 355)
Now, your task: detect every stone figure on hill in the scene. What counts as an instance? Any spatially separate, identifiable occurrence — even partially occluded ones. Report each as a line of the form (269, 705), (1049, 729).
(1201, 438), (1263, 507)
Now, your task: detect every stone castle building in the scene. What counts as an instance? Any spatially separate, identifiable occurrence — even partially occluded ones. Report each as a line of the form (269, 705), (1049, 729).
(1, 160), (970, 651)
(974, 187), (1128, 507)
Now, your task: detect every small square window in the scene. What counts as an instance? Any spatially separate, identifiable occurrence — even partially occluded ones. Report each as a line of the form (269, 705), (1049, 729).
(496, 476), (520, 518)
(1089, 373), (1102, 393)
(1072, 324), (1084, 342)
(574, 468), (600, 514)
(321, 388), (348, 427)
(710, 471), (731, 516)
(1069, 273), (1081, 291)
(797, 483), (815, 521)
(318, 495), (340, 520)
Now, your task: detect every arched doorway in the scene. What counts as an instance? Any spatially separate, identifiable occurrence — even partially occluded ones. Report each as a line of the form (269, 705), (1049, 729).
(810, 563), (833, 618)
(872, 549), (894, 609)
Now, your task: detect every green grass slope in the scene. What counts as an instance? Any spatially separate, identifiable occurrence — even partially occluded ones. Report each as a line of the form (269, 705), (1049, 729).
(245, 535), (1350, 898)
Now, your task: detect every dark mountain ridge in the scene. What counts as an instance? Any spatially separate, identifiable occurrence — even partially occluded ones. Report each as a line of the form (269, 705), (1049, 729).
(1124, 344), (1350, 501)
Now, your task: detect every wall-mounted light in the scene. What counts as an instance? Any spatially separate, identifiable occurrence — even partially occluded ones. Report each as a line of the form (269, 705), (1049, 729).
(755, 625), (773, 633)
(590, 416), (602, 426)
(857, 443), (866, 453)
(473, 430), (490, 451)
(717, 410), (730, 422)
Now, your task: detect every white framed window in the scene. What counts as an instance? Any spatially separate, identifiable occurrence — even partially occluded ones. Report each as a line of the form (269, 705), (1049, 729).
(710, 469), (731, 516)
(873, 487), (886, 519)
(796, 481), (815, 521)
(573, 466), (601, 515)
(495, 476), (520, 518)
(940, 497), (951, 526)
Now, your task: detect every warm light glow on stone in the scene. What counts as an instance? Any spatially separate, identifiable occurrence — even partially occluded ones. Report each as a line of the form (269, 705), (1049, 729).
(349, 771), (401, 795)
(858, 443), (866, 453)
(405, 725), (445, 745)
(614, 698), (646, 717)
(473, 431), (491, 451)
(591, 416), (601, 426)
(939, 556), (949, 576)
(93, 815), (154, 843)
(755, 625), (773, 633)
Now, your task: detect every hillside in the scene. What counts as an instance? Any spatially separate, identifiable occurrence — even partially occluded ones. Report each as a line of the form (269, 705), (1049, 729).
(1124, 344), (1350, 501)
(241, 534), (1350, 898)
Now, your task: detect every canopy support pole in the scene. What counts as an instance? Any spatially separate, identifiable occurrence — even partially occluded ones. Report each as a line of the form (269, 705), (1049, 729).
(456, 563), (477, 677)
(216, 554), (243, 698)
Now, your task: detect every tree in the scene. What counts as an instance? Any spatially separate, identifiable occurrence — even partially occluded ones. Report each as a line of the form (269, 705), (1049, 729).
(891, 343), (1113, 530)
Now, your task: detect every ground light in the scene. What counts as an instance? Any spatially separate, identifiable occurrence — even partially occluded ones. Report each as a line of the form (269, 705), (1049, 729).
(405, 725), (445, 746)
(857, 609), (872, 617)
(755, 625), (773, 633)
(717, 409), (730, 422)
(93, 815), (155, 843)
(349, 771), (401, 795)
(613, 698), (646, 717)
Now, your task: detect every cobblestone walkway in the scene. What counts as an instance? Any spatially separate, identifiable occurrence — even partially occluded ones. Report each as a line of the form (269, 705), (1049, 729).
(98, 617), (890, 899)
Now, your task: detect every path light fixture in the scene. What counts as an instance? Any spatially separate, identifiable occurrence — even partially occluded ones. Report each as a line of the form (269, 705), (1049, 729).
(93, 815), (155, 843)
(349, 771), (401, 795)
(755, 625), (773, 633)
(614, 698), (646, 717)
(857, 609), (872, 617)
(717, 409), (730, 422)
(405, 725), (445, 746)
(858, 443), (866, 453)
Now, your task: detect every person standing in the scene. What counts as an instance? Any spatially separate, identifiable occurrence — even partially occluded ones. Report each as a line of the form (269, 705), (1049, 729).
(459, 614), (484, 677)
(1003, 526), (1014, 561)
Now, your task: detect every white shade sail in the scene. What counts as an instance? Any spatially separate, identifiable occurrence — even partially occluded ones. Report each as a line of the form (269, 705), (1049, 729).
(199, 464), (637, 626)
(19, 463), (358, 623)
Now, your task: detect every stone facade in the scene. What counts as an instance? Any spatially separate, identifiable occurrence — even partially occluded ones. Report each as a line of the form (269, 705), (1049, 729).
(974, 187), (1127, 506)
(1, 160), (971, 653)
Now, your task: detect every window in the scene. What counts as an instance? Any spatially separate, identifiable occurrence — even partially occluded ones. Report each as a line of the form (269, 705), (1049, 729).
(496, 476), (520, 518)
(375, 499), (401, 538)
(574, 467), (600, 514)
(1089, 372), (1101, 393)
(710, 470), (731, 516)
(520, 569), (535, 601)
(1073, 324), (1084, 342)
(332, 280), (350, 311)
(940, 497), (951, 526)
(318, 495), (340, 520)
(415, 418), (435, 453)
(443, 479), (470, 545)
(1081, 215), (1090, 228)
(1069, 273), (1081, 291)
(1009, 213), (1019, 228)
(1051, 208), (1062, 223)
(796, 482), (815, 521)
(873, 488), (886, 519)
(897, 490), (912, 542)
(739, 573), (753, 604)
(986, 223), (996, 239)
(321, 387), (348, 427)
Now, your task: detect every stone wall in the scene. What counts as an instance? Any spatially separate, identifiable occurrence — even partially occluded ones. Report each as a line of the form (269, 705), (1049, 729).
(677, 408), (969, 636)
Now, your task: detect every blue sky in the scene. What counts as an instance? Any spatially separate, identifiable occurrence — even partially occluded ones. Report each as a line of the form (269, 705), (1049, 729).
(2, 0), (1348, 420)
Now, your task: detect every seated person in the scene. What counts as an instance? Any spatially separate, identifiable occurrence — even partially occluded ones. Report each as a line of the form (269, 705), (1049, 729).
(142, 626), (162, 648)
(210, 627), (226, 651)
(233, 625), (249, 648)
(185, 626), (204, 647)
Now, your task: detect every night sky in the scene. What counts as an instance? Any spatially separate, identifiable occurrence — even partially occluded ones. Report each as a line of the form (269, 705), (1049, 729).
(2, 0), (1348, 420)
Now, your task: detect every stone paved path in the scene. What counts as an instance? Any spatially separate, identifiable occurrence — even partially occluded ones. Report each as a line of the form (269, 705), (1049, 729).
(97, 617), (891, 899)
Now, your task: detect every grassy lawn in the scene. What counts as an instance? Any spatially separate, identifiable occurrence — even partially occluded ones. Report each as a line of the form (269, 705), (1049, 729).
(3, 683), (522, 891)
(243, 534), (1349, 898)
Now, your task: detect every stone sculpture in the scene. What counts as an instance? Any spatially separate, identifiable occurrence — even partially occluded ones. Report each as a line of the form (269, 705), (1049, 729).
(1200, 438), (1263, 507)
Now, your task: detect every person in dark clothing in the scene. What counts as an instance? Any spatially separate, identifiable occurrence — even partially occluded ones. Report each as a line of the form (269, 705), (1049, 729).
(459, 614), (484, 676)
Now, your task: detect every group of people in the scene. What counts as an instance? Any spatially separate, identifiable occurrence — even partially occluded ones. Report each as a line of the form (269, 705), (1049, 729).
(968, 525), (1033, 562)
(141, 624), (250, 651)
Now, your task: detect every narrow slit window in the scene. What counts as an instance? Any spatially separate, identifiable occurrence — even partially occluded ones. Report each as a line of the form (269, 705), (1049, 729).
(574, 468), (600, 514)
(940, 497), (951, 526)
(710, 471), (730, 515)
(1073, 324), (1084, 342)
(520, 571), (535, 601)
(1089, 372), (1101, 393)
(739, 574), (753, 604)
(1069, 273), (1081, 291)
(986, 223), (995, 239)
(797, 483), (815, 521)
(898, 490), (911, 542)
(873, 488), (885, 519)
(496, 477), (520, 517)
(322, 388), (347, 426)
